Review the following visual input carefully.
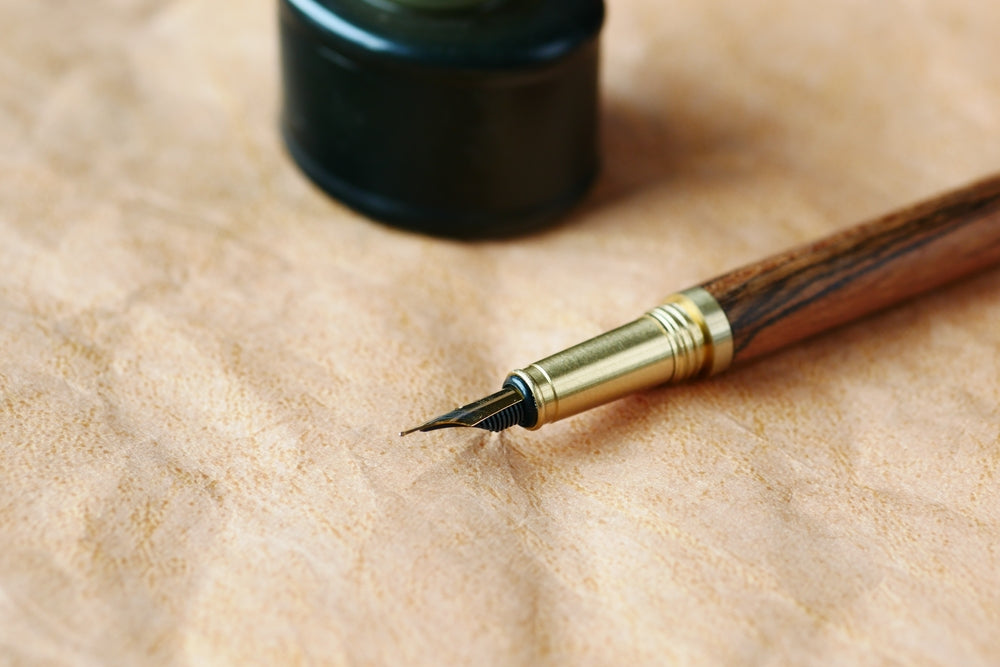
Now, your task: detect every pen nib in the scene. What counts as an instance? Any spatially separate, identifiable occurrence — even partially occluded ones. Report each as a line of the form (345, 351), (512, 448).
(401, 387), (526, 436)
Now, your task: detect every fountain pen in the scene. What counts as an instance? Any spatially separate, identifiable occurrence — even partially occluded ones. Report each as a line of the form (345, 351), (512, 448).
(402, 174), (1000, 435)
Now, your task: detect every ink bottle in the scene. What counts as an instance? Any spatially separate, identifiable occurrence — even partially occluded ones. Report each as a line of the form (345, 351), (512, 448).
(279, 0), (604, 237)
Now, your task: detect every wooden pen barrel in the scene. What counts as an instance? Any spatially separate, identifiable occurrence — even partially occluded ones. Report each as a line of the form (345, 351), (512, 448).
(701, 174), (1000, 362)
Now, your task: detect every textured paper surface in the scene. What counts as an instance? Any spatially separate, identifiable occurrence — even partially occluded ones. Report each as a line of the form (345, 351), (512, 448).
(2, 1), (1000, 664)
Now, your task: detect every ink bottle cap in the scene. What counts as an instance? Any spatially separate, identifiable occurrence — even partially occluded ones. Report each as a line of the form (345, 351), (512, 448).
(279, 0), (604, 237)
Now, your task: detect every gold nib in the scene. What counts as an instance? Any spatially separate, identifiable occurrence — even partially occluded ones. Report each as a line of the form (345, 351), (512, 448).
(400, 387), (525, 436)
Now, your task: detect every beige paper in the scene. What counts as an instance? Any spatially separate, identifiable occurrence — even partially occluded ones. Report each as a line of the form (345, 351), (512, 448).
(2, 0), (999, 663)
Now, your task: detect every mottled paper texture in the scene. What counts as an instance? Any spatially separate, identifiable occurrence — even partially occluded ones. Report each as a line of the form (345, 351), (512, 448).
(2, 0), (1000, 664)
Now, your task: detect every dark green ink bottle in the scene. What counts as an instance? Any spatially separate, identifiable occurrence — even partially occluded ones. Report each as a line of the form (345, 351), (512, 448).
(278, 0), (604, 237)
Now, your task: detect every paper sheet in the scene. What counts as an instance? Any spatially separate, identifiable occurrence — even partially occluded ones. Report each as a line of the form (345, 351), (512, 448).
(2, 0), (999, 663)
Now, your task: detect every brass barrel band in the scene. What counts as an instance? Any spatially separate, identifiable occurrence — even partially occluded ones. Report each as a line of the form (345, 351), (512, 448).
(508, 287), (734, 428)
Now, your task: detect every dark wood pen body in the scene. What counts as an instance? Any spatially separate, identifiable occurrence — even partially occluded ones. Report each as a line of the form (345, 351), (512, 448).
(701, 175), (1000, 362)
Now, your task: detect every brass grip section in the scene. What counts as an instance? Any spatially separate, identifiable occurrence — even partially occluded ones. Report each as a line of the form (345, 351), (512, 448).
(508, 287), (733, 429)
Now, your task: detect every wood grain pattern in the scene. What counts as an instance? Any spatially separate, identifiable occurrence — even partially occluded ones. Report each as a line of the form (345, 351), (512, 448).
(702, 174), (1000, 362)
